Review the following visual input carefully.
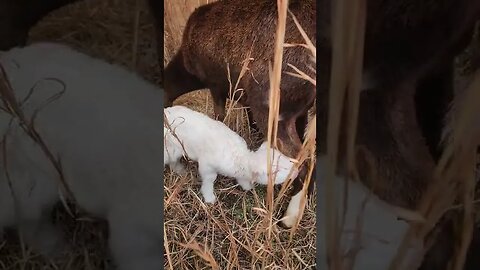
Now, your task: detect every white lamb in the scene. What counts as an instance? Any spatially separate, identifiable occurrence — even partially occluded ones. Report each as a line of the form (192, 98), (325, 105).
(0, 42), (162, 270)
(164, 105), (299, 203)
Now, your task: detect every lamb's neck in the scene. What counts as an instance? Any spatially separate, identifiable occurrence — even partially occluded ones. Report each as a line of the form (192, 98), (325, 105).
(221, 146), (254, 180)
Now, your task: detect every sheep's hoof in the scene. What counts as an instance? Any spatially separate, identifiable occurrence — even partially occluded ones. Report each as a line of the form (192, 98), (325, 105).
(212, 111), (225, 121)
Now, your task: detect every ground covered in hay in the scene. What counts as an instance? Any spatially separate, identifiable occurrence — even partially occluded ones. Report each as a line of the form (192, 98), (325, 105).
(0, 0), (317, 269)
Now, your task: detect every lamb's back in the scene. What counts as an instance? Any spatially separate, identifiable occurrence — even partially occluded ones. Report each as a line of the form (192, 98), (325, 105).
(0, 42), (164, 215)
(164, 106), (247, 161)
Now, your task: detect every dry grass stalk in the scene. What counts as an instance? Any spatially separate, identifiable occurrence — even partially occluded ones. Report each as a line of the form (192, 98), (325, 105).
(323, 0), (367, 268)
(388, 53), (480, 270)
(265, 0), (289, 243)
(277, 10), (317, 239)
(324, 0), (349, 266)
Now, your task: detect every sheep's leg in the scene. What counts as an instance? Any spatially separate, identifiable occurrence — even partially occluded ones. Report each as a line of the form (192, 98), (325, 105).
(415, 60), (454, 161)
(210, 87), (227, 121)
(198, 163), (218, 203)
(295, 113), (308, 141)
(18, 210), (65, 258)
(164, 50), (206, 107)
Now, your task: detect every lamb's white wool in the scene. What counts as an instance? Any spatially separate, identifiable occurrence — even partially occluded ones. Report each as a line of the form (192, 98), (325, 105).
(281, 191), (304, 228)
(0, 42), (162, 270)
(164, 105), (299, 203)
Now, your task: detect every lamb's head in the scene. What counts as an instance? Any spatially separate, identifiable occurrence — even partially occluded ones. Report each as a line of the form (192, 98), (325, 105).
(250, 142), (299, 185)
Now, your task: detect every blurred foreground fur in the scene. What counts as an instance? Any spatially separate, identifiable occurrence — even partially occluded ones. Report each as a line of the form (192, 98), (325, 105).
(0, 42), (163, 270)
(0, 0), (162, 269)
(319, 0), (480, 269)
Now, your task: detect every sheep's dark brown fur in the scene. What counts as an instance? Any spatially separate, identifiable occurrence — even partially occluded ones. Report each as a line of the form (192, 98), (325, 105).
(317, 0), (480, 209)
(161, 0), (316, 160)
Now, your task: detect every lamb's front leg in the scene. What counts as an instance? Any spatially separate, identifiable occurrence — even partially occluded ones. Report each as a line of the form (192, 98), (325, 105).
(198, 163), (218, 203)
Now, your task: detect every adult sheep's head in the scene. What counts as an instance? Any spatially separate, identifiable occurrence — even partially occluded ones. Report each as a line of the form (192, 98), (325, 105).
(251, 141), (299, 185)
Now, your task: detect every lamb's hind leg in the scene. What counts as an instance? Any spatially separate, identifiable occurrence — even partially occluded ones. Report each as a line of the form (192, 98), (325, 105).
(281, 163), (316, 228)
(280, 112), (317, 228)
(164, 49), (206, 107)
(276, 115), (315, 228)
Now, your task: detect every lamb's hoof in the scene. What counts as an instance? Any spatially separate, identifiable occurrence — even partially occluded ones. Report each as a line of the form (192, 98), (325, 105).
(169, 162), (187, 175)
(280, 214), (298, 229)
(172, 166), (187, 175)
(238, 181), (253, 191)
(32, 227), (67, 259)
(203, 194), (217, 204)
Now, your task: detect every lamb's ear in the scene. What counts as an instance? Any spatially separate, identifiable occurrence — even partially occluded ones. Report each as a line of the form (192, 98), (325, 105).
(258, 141), (269, 151)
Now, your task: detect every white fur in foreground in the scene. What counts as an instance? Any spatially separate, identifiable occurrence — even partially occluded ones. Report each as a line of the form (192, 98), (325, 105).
(316, 156), (424, 269)
(164, 105), (299, 203)
(0, 42), (162, 270)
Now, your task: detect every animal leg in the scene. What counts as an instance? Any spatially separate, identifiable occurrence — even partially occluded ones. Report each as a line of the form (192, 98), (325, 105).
(210, 86), (227, 120)
(18, 210), (65, 258)
(237, 177), (253, 191)
(164, 50), (206, 107)
(281, 178), (306, 228)
(198, 162), (218, 203)
(415, 60), (454, 161)
(280, 159), (316, 228)
(295, 113), (308, 141)
(277, 118), (303, 159)
(171, 161), (187, 174)
(108, 213), (162, 270)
